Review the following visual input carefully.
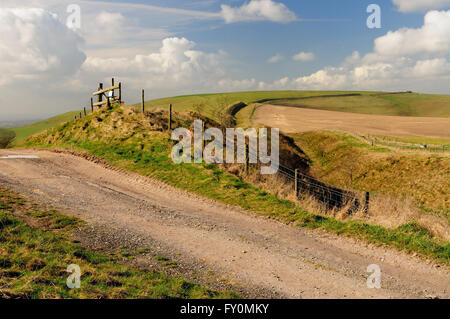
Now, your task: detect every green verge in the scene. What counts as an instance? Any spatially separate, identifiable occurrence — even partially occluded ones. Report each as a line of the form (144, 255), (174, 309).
(0, 188), (238, 299)
(25, 110), (449, 264)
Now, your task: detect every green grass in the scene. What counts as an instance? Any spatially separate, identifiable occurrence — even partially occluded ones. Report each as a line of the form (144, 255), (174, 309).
(0, 187), (238, 299)
(134, 90), (373, 121)
(270, 92), (450, 117)
(10, 111), (80, 145)
(25, 106), (450, 264)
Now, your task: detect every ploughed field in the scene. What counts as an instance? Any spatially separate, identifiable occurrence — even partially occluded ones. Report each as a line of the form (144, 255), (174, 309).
(253, 105), (450, 139)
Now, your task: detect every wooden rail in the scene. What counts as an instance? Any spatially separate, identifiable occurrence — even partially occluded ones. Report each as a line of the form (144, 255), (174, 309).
(92, 78), (122, 109)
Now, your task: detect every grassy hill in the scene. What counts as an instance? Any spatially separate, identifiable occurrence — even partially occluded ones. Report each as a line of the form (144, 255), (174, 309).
(9, 111), (80, 145)
(290, 131), (450, 221)
(6, 90), (450, 145)
(269, 92), (450, 117)
(134, 91), (375, 121)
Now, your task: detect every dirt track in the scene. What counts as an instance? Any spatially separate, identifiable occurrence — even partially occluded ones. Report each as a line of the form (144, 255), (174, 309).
(253, 105), (450, 138)
(0, 149), (448, 298)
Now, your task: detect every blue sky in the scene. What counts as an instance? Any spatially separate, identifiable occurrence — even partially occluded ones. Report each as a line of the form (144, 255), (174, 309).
(1, 0), (450, 120)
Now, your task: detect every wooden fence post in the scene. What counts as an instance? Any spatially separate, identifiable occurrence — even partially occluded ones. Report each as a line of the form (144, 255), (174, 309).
(202, 121), (206, 152)
(364, 192), (370, 214)
(90, 98), (94, 112)
(142, 89), (145, 113)
(295, 169), (299, 197)
(79, 112), (82, 119)
(84, 107), (87, 116)
(97, 83), (103, 106)
(245, 144), (249, 175)
(111, 78), (115, 98)
(169, 104), (172, 131)
(118, 82), (122, 104)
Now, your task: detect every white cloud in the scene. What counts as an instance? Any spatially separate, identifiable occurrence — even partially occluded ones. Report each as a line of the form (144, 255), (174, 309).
(260, 10), (450, 92)
(268, 54), (284, 63)
(412, 58), (450, 76)
(220, 0), (297, 23)
(0, 8), (85, 86)
(392, 0), (450, 12)
(374, 10), (450, 56)
(292, 52), (316, 62)
(82, 37), (227, 93)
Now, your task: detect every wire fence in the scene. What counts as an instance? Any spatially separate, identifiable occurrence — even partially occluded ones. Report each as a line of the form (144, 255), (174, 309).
(225, 133), (369, 215)
(359, 134), (449, 153)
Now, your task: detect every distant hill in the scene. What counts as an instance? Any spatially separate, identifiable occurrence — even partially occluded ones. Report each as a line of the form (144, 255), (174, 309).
(0, 119), (41, 128)
(267, 92), (450, 118)
(10, 111), (79, 145)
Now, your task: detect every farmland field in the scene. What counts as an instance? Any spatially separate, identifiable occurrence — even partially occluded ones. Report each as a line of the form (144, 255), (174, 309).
(253, 105), (450, 139)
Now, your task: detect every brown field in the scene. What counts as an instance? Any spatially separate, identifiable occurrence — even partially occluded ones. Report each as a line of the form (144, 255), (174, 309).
(254, 105), (450, 139)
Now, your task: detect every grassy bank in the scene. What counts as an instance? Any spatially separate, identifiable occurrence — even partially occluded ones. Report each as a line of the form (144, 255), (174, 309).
(25, 105), (450, 264)
(290, 131), (450, 219)
(0, 188), (237, 299)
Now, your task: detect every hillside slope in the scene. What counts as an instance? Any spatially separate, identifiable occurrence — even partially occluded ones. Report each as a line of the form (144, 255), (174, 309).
(269, 92), (450, 117)
(291, 131), (450, 220)
(134, 91), (376, 121)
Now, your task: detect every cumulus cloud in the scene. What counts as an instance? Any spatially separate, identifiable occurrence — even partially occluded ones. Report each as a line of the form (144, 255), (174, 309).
(268, 54), (284, 63)
(83, 37), (227, 93)
(392, 0), (450, 12)
(292, 52), (316, 62)
(220, 0), (297, 23)
(263, 10), (450, 92)
(294, 10), (450, 91)
(374, 10), (450, 56)
(0, 8), (86, 86)
(412, 58), (450, 76)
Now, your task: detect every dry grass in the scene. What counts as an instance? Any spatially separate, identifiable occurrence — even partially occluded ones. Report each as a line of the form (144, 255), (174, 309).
(238, 165), (450, 241)
(254, 105), (450, 139)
